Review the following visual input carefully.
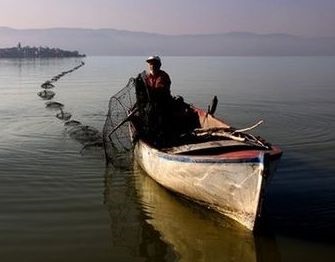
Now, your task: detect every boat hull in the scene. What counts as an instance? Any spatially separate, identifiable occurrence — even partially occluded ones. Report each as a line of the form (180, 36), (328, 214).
(134, 140), (280, 230)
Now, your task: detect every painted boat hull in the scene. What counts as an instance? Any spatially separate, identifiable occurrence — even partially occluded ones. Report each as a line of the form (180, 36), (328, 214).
(133, 165), (259, 261)
(134, 139), (281, 231)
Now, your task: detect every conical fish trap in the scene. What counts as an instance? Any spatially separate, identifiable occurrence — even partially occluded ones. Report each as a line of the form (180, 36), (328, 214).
(103, 78), (137, 165)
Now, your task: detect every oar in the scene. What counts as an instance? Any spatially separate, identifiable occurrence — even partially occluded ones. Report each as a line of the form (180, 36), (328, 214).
(193, 128), (245, 142)
(108, 107), (138, 140)
(194, 120), (264, 135)
(193, 120), (270, 149)
(233, 120), (264, 133)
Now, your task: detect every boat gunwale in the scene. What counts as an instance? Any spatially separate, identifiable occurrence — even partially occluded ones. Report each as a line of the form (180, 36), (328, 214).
(137, 139), (282, 164)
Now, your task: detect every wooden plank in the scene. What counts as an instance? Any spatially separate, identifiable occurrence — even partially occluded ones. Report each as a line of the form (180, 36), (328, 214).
(164, 140), (254, 154)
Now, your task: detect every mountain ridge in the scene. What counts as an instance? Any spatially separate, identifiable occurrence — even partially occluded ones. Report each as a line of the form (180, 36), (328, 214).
(1, 27), (334, 56)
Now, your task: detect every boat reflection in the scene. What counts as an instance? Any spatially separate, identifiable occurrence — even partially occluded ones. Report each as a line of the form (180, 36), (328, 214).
(104, 162), (279, 261)
(104, 164), (177, 261)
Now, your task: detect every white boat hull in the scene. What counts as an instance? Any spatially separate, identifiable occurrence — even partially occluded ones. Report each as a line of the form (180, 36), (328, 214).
(134, 140), (272, 231)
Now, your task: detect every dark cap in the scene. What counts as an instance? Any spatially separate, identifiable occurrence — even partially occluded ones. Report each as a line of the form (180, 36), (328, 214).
(146, 56), (161, 63)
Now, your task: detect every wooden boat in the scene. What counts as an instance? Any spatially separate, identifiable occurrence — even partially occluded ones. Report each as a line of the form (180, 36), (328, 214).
(134, 165), (259, 260)
(103, 78), (282, 230)
(131, 105), (282, 231)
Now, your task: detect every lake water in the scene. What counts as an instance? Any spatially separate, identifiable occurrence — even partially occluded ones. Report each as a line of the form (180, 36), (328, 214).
(1, 56), (335, 261)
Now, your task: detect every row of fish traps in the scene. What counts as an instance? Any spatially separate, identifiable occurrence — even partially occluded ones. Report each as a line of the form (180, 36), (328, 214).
(37, 61), (104, 153)
(37, 61), (85, 102)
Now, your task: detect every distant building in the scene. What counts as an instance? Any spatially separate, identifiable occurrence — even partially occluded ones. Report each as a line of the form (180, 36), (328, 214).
(0, 44), (85, 58)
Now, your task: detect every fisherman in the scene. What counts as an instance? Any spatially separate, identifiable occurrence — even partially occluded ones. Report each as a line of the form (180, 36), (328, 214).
(143, 55), (172, 103)
(135, 56), (173, 147)
(134, 56), (200, 147)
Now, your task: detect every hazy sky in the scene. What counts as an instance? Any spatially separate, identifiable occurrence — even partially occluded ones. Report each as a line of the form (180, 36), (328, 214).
(1, 0), (335, 37)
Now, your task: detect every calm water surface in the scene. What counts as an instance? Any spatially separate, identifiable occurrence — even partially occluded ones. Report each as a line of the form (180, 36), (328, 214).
(0, 56), (335, 261)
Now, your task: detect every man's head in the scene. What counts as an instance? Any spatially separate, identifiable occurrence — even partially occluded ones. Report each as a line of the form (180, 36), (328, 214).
(146, 56), (161, 74)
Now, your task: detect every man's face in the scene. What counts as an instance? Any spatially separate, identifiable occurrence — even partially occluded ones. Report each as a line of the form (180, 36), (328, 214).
(148, 61), (160, 73)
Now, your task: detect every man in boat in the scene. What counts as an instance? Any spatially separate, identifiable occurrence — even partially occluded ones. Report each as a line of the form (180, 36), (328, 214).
(143, 55), (172, 101)
(134, 56), (173, 147)
(134, 56), (200, 147)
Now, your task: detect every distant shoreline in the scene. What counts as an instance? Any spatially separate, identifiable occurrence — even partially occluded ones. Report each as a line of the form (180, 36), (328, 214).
(0, 43), (85, 58)
(1, 28), (334, 56)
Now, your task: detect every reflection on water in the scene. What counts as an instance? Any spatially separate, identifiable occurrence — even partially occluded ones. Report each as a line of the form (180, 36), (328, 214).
(104, 165), (177, 261)
(104, 163), (280, 261)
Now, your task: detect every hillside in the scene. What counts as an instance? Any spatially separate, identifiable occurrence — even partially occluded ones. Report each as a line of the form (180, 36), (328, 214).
(0, 27), (334, 56)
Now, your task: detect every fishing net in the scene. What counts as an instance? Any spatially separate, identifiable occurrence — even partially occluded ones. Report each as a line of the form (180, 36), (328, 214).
(103, 77), (137, 166)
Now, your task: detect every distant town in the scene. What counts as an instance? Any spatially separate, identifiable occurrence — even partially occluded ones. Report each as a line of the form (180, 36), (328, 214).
(0, 43), (85, 58)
